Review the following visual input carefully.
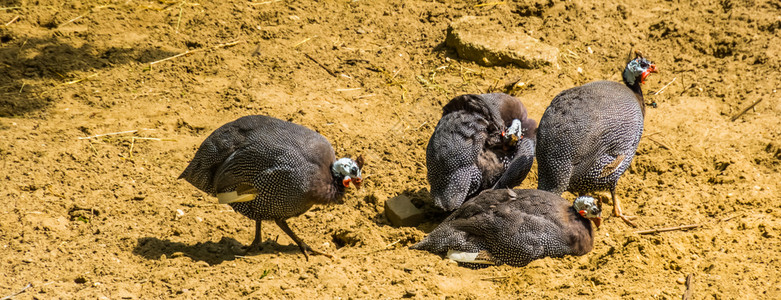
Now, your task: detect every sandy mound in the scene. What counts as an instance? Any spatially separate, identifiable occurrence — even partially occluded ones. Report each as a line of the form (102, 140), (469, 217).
(1, 0), (778, 298)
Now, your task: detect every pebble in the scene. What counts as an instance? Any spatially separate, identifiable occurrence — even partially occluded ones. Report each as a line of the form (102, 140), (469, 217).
(117, 288), (135, 299)
(676, 277), (686, 284)
(384, 195), (424, 227)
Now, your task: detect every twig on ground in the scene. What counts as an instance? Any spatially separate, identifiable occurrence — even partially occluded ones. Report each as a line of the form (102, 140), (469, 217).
(336, 88), (361, 92)
(654, 77), (676, 95)
(637, 214), (740, 235)
(304, 53), (337, 77)
(292, 36), (314, 48)
(249, 0), (283, 5)
(1, 7), (22, 10)
(730, 98), (764, 122)
(645, 135), (674, 151)
(78, 130), (140, 140)
(717, 215), (737, 223)
(415, 121), (428, 131)
(1, 283), (32, 300)
(4, 15), (19, 26)
(480, 276), (509, 281)
(60, 73), (99, 85)
(87, 140), (99, 155)
(149, 40), (243, 66)
(682, 273), (694, 300)
(391, 66), (406, 80)
(58, 14), (85, 27)
(635, 224), (700, 235)
(130, 137), (176, 141)
(176, 3), (184, 32)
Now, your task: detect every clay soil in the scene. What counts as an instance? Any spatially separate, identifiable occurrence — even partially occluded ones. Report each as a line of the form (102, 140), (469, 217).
(1, 0), (779, 299)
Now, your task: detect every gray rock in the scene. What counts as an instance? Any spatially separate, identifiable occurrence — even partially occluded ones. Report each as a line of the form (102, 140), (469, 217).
(446, 16), (559, 68)
(384, 195), (424, 227)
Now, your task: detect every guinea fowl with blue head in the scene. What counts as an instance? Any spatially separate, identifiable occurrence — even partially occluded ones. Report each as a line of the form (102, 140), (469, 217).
(536, 51), (658, 227)
(179, 115), (363, 260)
(411, 189), (602, 268)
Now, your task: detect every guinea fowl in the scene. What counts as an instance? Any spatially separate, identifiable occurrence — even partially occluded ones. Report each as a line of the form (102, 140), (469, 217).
(536, 52), (658, 227)
(179, 115), (363, 260)
(426, 93), (537, 211)
(411, 189), (601, 268)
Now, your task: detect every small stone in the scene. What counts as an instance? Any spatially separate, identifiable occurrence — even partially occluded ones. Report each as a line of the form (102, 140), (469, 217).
(403, 289), (417, 298)
(117, 288), (135, 299)
(195, 261), (209, 268)
(676, 277), (686, 284)
(384, 195), (424, 227)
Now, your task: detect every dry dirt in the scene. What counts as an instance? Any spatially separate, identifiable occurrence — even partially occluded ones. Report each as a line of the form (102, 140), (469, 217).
(1, 0), (780, 299)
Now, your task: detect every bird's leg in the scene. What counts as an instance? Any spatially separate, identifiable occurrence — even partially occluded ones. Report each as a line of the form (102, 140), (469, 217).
(274, 219), (333, 261)
(611, 189), (637, 227)
(244, 220), (263, 253)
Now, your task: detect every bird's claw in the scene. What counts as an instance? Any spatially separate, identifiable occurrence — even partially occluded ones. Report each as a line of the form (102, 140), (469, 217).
(616, 214), (637, 227)
(300, 245), (333, 261)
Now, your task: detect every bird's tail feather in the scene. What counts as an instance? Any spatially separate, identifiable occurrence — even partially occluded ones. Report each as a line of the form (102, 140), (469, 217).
(446, 250), (495, 265)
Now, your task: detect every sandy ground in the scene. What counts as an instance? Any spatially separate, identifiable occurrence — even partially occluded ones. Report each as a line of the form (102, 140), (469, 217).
(1, 0), (779, 298)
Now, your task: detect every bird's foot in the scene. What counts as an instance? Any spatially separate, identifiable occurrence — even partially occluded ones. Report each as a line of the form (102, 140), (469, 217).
(242, 238), (265, 254)
(614, 212), (637, 227)
(298, 244), (334, 261)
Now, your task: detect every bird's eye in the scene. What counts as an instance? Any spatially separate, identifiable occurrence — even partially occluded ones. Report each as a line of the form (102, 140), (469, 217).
(351, 166), (358, 174)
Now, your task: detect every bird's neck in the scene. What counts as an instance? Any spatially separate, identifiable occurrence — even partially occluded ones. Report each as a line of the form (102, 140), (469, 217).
(567, 208), (595, 255)
(626, 80), (646, 117)
(304, 168), (346, 206)
(324, 172), (347, 202)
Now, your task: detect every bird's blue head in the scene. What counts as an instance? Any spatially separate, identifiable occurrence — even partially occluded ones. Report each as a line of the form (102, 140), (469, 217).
(623, 53), (658, 86)
(574, 196), (602, 229)
(332, 156), (363, 189)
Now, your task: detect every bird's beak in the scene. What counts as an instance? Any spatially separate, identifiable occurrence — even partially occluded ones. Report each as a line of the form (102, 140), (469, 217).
(640, 64), (658, 84)
(592, 217), (602, 229)
(351, 177), (362, 189)
(509, 134), (519, 146)
(342, 178), (351, 188)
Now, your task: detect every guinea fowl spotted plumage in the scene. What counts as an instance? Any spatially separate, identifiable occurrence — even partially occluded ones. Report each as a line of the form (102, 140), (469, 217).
(426, 93), (537, 211)
(536, 52), (658, 227)
(410, 189), (601, 268)
(179, 115), (362, 260)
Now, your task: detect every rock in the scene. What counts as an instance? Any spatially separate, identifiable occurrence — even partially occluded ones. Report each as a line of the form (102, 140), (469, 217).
(117, 288), (135, 299)
(25, 214), (68, 232)
(384, 195), (424, 227)
(446, 16), (559, 68)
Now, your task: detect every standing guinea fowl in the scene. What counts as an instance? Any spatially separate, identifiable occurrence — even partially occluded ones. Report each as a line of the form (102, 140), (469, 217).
(411, 189), (601, 268)
(426, 93), (537, 211)
(179, 115), (363, 260)
(536, 52), (658, 227)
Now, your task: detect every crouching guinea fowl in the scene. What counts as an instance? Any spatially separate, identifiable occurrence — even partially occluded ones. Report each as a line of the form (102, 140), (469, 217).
(410, 189), (601, 268)
(179, 115), (363, 260)
(426, 93), (537, 212)
(536, 51), (658, 227)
